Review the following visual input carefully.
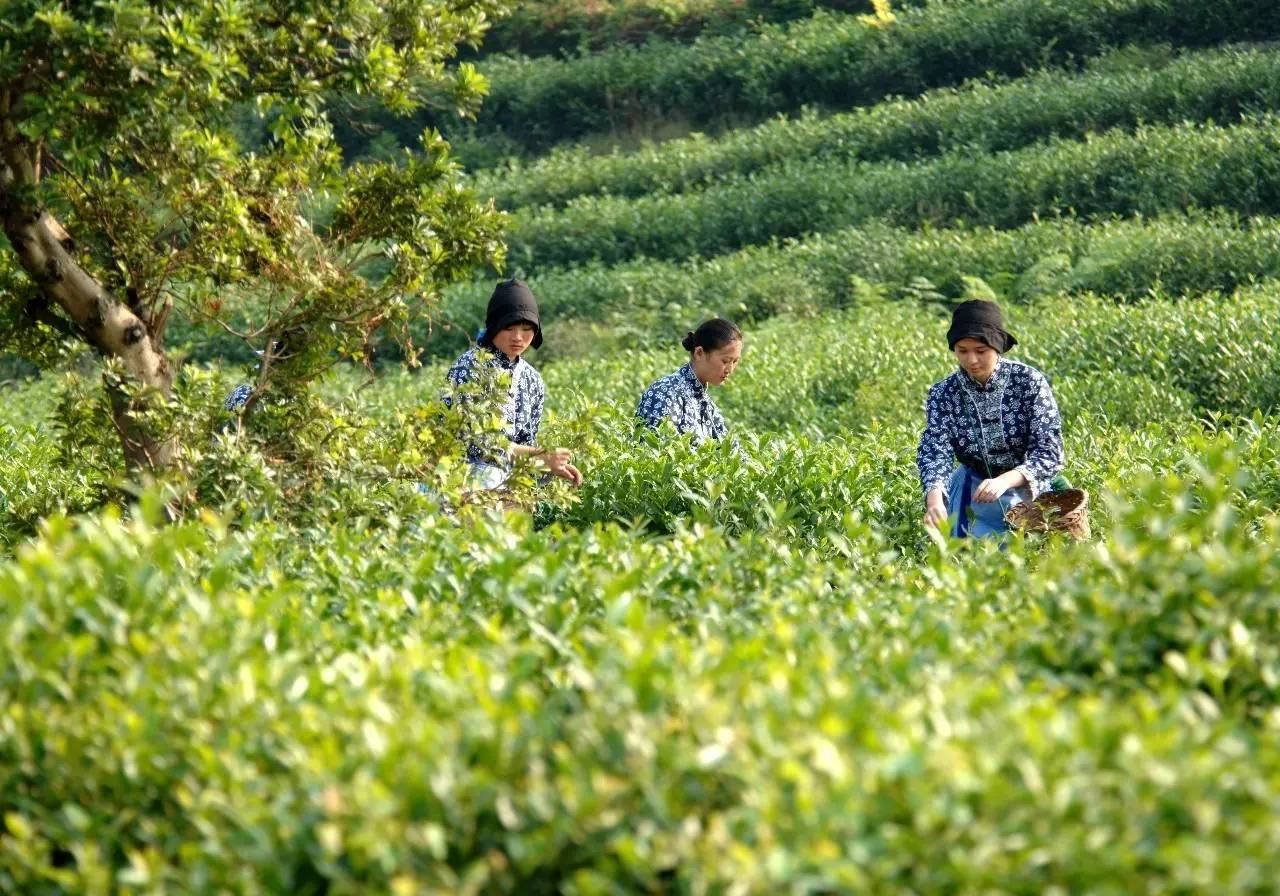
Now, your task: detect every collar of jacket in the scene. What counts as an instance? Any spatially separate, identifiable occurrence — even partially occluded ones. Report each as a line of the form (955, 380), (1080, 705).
(679, 362), (708, 396)
(960, 356), (1005, 392)
(482, 347), (521, 371)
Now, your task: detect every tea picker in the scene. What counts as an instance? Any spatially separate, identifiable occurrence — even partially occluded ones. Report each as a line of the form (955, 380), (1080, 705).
(917, 300), (1077, 540)
(442, 279), (583, 493)
(636, 318), (743, 444)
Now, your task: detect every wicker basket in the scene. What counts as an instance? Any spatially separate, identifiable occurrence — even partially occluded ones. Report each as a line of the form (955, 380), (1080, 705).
(1005, 488), (1090, 540)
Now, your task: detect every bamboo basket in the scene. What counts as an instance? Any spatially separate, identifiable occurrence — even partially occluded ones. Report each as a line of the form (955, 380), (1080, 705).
(1005, 488), (1090, 540)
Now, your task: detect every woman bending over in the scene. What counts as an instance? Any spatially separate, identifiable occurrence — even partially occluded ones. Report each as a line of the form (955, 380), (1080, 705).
(637, 318), (742, 442)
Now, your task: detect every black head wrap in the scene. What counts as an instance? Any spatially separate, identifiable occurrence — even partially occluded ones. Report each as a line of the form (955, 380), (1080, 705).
(946, 300), (1017, 353)
(482, 279), (542, 349)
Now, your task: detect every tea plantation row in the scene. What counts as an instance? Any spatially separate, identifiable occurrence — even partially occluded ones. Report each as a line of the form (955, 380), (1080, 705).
(338, 286), (1280, 547)
(523, 291), (1280, 540)
(478, 45), (1280, 210)
(470, 0), (1280, 153)
(505, 116), (1280, 269)
(430, 211), (1280, 357)
(478, 0), (909, 59)
(9, 284), (1280, 553)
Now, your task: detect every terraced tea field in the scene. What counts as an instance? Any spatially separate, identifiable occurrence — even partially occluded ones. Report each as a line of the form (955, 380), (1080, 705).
(4, 1), (1280, 891)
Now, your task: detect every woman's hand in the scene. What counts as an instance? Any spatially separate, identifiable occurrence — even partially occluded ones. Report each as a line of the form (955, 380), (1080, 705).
(540, 448), (583, 487)
(553, 462), (583, 488)
(972, 470), (1027, 503)
(923, 487), (948, 531)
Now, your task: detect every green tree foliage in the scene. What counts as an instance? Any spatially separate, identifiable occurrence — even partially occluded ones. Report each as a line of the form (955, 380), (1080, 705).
(0, 0), (509, 470)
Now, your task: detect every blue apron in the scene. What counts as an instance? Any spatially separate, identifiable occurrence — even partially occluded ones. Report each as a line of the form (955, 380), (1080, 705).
(947, 465), (1030, 540)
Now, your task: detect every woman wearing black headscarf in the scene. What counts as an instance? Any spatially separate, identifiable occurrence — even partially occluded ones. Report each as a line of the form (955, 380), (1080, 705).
(917, 300), (1064, 539)
(445, 279), (581, 489)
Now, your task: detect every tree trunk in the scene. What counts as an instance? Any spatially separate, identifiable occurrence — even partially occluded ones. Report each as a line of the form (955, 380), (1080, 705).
(1, 131), (176, 470)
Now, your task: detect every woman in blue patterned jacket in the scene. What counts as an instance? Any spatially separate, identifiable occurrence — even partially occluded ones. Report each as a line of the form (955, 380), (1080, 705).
(918, 300), (1064, 539)
(445, 279), (582, 490)
(637, 318), (742, 442)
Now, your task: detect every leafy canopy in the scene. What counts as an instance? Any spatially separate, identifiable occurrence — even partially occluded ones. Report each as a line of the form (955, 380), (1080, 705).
(0, 0), (509, 373)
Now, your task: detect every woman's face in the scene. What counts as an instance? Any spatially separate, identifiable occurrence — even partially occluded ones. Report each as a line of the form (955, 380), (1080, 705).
(491, 322), (536, 358)
(693, 339), (743, 386)
(953, 337), (999, 383)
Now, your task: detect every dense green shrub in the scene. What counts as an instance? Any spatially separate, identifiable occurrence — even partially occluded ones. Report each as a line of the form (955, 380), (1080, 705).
(428, 212), (1280, 357)
(4, 432), (1280, 891)
(543, 411), (1280, 553)
(469, 0), (1280, 153)
(1021, 440), (1280, 716)
(507, 117), (1280, 269)
(0, 380), (101, 547)
(479, 0), (904, 58)
(479, 45), (1280, 209)
(0, 353), (556, 546)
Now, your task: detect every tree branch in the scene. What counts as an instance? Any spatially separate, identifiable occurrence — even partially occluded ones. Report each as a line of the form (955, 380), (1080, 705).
(22, 293), (85, 343)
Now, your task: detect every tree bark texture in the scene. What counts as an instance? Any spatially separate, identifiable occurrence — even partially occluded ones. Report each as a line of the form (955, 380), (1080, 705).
(1, 108), (176, 469)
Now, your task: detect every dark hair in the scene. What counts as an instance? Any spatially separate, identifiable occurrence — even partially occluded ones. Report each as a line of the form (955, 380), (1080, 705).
(681, 318), (742, 353)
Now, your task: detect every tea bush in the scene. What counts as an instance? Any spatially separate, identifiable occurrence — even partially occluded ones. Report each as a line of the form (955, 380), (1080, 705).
(479, 45), (1280, 209)
(1020, 439), (1280, 717)
(0, 353), (543, 545)
(507, 116), (1280, 269)
(0, 380), (101, 547)
(430, 211), (1280, 357)
(471, 0), (1280, 153)
(4, 429), (1280, 891)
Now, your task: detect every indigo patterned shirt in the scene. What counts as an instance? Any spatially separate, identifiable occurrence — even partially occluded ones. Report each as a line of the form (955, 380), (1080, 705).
(917, 357), (1064, 499)
(636, 363), (729, 443)
(224, 383), (254, 412)
(446, 346), (545, 466)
